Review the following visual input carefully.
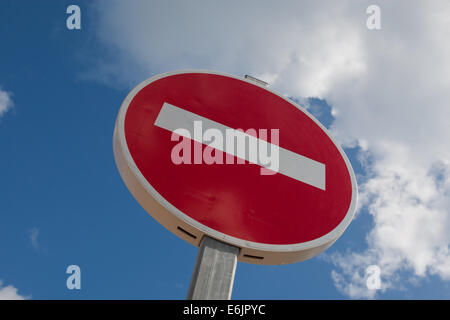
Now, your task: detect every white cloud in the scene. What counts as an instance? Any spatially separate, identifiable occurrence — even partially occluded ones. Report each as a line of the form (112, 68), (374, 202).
(323, 1), (450, 297)
(91, 0), (450, 298)
(330, 142), (450, 298)
(0, 281), (27, 300)
(92, 0), (367, 94)
(0, 88), (13, 117)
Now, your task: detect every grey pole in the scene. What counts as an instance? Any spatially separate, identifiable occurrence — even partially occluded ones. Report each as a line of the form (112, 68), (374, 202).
(187, 236), (240, 300)
(186, 75), (263, 300)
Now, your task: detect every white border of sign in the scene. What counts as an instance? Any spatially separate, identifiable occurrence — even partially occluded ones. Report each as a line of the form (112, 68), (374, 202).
(113, 70), (358, 265)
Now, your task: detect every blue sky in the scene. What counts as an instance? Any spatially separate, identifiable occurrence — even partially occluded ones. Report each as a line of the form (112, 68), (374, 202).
(1, 1), (450, 299)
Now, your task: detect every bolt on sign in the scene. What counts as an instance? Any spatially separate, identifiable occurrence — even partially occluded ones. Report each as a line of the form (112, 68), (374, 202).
(113, 70), (358, 265)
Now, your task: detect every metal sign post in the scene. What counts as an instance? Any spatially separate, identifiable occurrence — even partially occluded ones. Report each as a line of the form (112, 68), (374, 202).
(187, 236), (240, 300)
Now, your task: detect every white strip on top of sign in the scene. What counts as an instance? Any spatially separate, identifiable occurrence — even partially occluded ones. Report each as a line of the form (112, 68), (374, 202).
(154, 102), (326, 190)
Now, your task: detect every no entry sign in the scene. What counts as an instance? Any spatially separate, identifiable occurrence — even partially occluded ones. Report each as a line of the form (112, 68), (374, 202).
(113, 70), (357, 265)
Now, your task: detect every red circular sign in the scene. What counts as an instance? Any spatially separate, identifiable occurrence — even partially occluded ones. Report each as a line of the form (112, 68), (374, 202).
(113, 70), (357, 264)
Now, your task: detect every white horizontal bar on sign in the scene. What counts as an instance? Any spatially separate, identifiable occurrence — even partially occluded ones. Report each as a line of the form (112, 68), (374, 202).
(154, 102), (325, 190)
